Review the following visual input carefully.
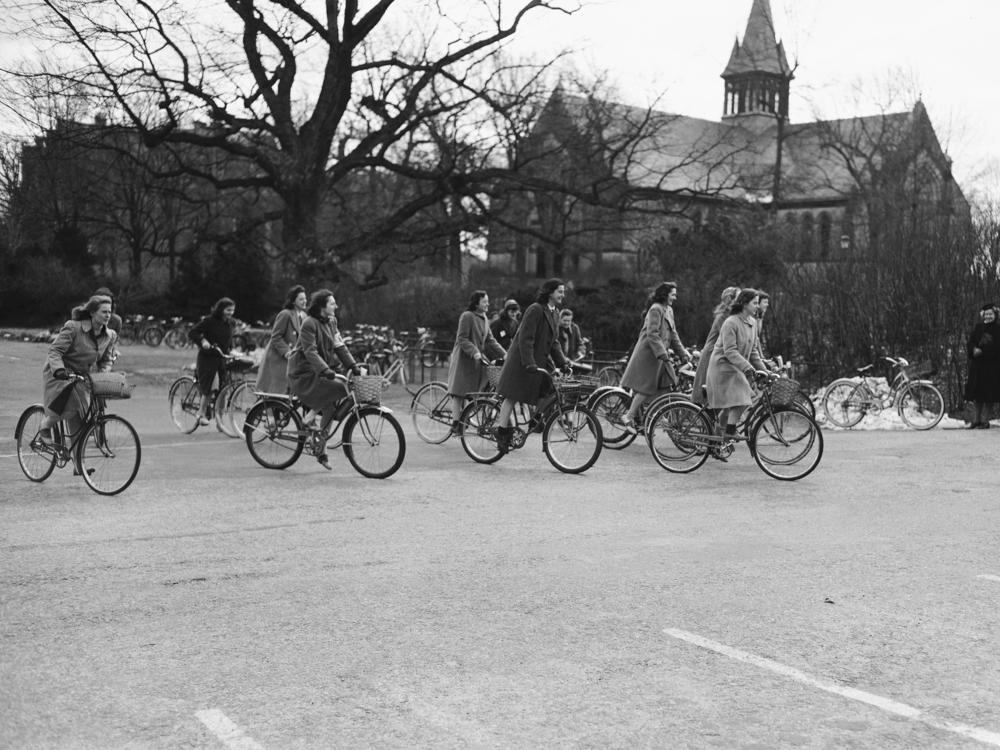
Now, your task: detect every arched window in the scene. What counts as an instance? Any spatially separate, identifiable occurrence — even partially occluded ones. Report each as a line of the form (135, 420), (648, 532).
(800, 213), (814, 260)
(819, 212), (832, 259)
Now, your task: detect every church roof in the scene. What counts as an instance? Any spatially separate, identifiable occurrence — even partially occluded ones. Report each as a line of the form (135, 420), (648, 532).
(722, 0), (792, 78)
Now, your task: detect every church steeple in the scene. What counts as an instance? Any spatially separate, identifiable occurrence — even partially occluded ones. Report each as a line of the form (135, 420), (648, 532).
(721, 0), (793, 124)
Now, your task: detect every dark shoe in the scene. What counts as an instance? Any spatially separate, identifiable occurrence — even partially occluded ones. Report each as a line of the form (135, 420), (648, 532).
(332, 398), (353, 422)
(980, 422), (991, 429)
(495, 426), (511, 453)
(708, 448), (729, 462)
(316, 453), (332, 470)
(72, 465), (96, 477)
(450, 420), (463, 437)
(527, 415), (544, 434)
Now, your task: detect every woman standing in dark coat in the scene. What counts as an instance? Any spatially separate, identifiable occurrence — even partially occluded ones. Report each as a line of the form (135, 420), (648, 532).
(188, 297), (236, 425)
(494, 278), (570, 452)
(964, 303), (1000, 428)
(287, 289), (362, 469)
(446, 290), (506, 434)
(256, 285), (307, 394)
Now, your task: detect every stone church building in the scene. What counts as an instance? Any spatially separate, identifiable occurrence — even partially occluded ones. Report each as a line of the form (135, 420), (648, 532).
(487, 0), (970, 277)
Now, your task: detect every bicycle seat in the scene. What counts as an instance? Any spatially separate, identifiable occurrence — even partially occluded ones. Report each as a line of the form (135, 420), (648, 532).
(856, 364), (875, 374)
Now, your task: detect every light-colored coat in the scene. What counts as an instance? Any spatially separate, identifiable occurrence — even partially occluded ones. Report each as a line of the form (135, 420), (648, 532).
(43, 319), (117, 417)
(255, 308), (303, 394)
(705, 314), (766, 409)
(620, 303), (688, 396)
(692, 312), (726, 404)
(446, 311), (506, 396)
(287, 315), (356, 411)
(496, 302), (567, 404)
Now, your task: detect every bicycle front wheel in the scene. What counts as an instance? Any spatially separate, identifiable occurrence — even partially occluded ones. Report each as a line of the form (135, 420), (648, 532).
(542, 405), (602, 474)
(243, 400), (304, 470)
(143, 326), (165, 347)
(646, 401), (713, 473)
(459, 397), (503, 464)
(821, 379), (866, 428)
(897, 382), (944, 430)
(78, 415), (142, 495)
(751, 408), (823, 481)
(410, 381), (452, 444)
(343, 407), (406, 479)
(214, 383), (238, 437)
(169, 376), (201, 433)
(15, 404), (57, 482)
(590, 389), (635, 449)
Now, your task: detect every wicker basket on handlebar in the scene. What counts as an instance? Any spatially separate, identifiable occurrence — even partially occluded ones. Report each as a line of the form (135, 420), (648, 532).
(89, 372), (135, 399)
(351, 374), (385, 404)
(768, 376), (800, 408)
(484, 364), (504, 389)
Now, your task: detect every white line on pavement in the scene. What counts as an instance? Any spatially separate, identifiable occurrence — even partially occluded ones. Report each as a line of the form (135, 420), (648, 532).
(195, 709), (265, 750)
(663, 628), (1000, 747)
(976, 575), (1000, 583)
(0, 438), (233, 460)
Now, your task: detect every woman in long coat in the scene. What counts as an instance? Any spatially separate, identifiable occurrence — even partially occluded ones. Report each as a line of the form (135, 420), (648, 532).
(692, 286), (740, 405)
(255, 284), (307, 394)
(494, 278), (570, 451)
(964, 303), (1000, 428)
(287, 289), (361, 469)
(620, 281), (692, 430)
(38, 294), (118, 443)
(705, 288), (767, 441)
(446, 290), (506, 434)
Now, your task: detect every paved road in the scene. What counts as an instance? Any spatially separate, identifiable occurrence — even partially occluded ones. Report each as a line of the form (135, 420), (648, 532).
(2, 341), (999, 748)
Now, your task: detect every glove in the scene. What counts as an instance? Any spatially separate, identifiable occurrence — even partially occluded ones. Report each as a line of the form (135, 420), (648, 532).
(53, 368), (69, 380)
(350, 364), (363, 376)
(492, 358), (504, 366)
(525, 364), (540, 373)
(753, 369), (770, 382)
(320, 369), (339, 380)
(561, 363), (574, 375)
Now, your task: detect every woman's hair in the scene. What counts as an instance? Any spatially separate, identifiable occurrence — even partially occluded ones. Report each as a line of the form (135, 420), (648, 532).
(758, 290), (770, 302)
(71, 294), (113, 321)
(467, 289), (488, 312)
(535, 278), (565, 304)
(211, 297), (236, 318)
(650, 281), (677, 305)
(283, 284), (306, 310)
(307, 289), (334, 319)
(713, 286), (741, 316)
(729, 288), (761, 316)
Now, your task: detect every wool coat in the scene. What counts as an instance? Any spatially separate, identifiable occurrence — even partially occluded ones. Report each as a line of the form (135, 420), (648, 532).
(620, 303), (689, 396)
(446, 311), (506, 396)
(705, 314), (766, 409)
(42, 319), (117, 418)
(964, 319), (1000, 403)
(496, 302), (568, 404)
(255, 308), (304, 394)
(692, 311), (726, 404)
(490, 312), (519, 349)
(188, 314), (235, 393)
(287, 315), (357, 411)
(558, 321), (586, 361)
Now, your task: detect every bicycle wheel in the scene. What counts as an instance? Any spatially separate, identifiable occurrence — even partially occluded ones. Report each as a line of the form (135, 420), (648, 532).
(342, 406), (406, 479)
(590, 389), (636, 449)
(77, 415), (142, 495)
(751, 408), (823, 481)
(459, 397), (503, 464)
(225, 381), (258, 438)
(15, 405), (57, 482)
(163, 327), (185, 349)
(410, 381), (452, 444)
(168, 376), (201, 433)
(897, 382), (944, 430)
(542, 405), (603, 474)
(213, 383), (238, 437)
(366, 358), (384, 377)
(789, 390), (816, 419)
(646, 401), (712, 473)
(419, 343), (439, 368)
(642, 392), (691, 433)
(597, 365), (622, 387)
(821, 379), (866, 428)
(143, 326), (165, 347)
(243, 400), (304, 469)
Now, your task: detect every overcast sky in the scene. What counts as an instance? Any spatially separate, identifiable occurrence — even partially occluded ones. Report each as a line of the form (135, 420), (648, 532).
(507, 0), (1000, 196)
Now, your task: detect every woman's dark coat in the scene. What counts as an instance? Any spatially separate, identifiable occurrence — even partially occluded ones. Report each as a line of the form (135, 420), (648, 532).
(965, 319), (1000, 403)
(188, 314), (234, 393)
(287, 315), (357, 411)
(496, 302), (567, 404)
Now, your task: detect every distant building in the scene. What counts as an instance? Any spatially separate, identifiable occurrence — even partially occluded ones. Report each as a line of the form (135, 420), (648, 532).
(488, 0), (970, 276)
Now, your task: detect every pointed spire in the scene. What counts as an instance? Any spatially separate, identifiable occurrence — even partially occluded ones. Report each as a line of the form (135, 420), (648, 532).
(722, 0), (792, 78)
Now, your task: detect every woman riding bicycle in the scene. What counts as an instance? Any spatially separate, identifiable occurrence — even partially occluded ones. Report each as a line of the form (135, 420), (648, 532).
(37, 295), (118, 451)
(287, 289), (363, 470)
(188, 297), (237, 426)
(446, 290), (506, 436)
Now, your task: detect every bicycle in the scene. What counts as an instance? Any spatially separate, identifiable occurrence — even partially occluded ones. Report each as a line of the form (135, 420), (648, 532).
(168, 348), (256, 437)
(457, 369), (604, 474)
(162, 317), (194, 349)
(645, 373), (823, 481)
(242, 373), (405, 478)
(119, 314), (165, 347)
(821, 355), (944, 430)
(15, 371), (141, 495)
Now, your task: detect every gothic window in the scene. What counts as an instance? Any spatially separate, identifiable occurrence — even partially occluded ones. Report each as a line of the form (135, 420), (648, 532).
(800, 213), (814, 260)
(819, 212), (832, 259)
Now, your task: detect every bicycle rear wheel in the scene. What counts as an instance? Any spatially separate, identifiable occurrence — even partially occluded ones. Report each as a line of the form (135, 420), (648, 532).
(77, 415), (142, 495)
(897, 382), (944, 430)
(15, 404), (57, 482)
(590, 389), (635, 449)
(143, 326), (165, 347)
(459, 397), (503, 464)
(343, 406), (406, 479)
(542, 405), (602, 474)
(751, 408), (823, 481)
(821, 379), (866, 428)
(646, 401), (712, 473)
(168, 376), (201, 433)
(597, 365), (622, 387)
(214, 382), (238, 437)
(225, 381), (258, 437)
(243, 400), (304, 469)
(410, 381), (452, 444)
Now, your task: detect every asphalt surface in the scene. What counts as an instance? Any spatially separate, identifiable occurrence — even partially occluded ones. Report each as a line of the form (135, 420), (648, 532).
(2, 341), (999, 749)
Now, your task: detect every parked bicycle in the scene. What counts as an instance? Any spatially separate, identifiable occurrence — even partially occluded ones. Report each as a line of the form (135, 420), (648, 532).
(645, 372), (823, 481)
(458, 369), (604, 474)
(242, 373), (405, 478)
(168, 348), (257, 437)
(119, 314), (166, 347)
(163, 317), (194, 349)
(821, 355), (944, 430)
(15, 371), (141, 495)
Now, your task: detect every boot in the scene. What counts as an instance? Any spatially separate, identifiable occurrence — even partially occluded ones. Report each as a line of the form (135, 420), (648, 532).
(495, 425), (512, 453)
